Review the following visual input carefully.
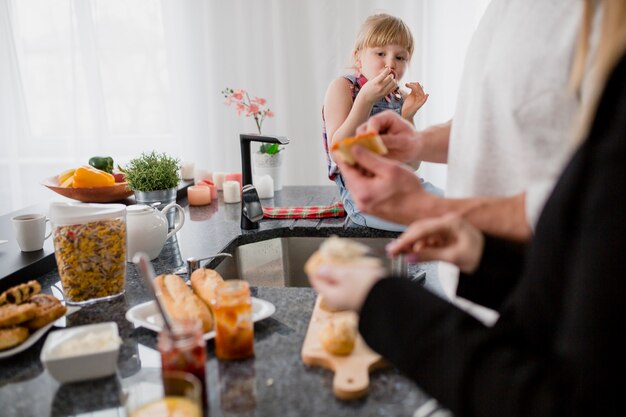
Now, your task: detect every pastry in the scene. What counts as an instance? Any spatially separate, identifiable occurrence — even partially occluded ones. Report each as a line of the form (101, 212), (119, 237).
(0, 280), (41, 306)
(155, 274), (213, 332)
(319, 312), (358, 356)
(304, 237), (383, 277)
(0, 303), (37, 327)
(24, 294), (67, 330)
(190, 268), (224, 308)
(330, 131), (388, 165)
(0, 327), (29, 351)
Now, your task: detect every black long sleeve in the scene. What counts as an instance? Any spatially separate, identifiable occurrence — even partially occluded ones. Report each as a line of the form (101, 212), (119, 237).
(358, 53), (626, 417)
(457, 235), (526, 310)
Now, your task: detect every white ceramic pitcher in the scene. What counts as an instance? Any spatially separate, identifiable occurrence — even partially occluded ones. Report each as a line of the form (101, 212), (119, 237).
(126, 202), (185, 261)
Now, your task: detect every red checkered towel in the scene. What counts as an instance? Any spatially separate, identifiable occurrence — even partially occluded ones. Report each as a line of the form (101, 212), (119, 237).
(262, 201), (346, 219)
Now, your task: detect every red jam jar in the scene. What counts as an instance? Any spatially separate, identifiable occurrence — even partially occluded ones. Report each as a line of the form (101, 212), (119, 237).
(213, 280), (255, 361)
(158, 319), (207, 408)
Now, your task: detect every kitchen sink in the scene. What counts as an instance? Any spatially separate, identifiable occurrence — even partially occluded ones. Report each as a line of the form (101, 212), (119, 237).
(211, 237), (425, 288)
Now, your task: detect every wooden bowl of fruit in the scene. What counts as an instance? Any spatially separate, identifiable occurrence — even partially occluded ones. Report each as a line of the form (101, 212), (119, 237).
(43, 166), (133, 203)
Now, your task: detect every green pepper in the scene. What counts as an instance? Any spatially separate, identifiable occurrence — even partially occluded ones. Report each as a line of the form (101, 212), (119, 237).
(88, 156), (114, 174)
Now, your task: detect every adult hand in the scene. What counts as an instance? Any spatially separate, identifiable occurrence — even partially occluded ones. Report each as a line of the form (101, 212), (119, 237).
(386, 213), (485, 273)
(308, 262), (387, 312)
(358, 67), (397, 105)
(334, 145), (435, 225)
(401, 82), (429, 120)
(356, 110), (422, 164)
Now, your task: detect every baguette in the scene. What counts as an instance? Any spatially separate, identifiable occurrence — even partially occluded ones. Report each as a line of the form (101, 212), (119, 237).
(154, 274), (213, 332)
(0, 327), (29, 351)
(330, 131), (388, 165)
(190, 268), (224, 308)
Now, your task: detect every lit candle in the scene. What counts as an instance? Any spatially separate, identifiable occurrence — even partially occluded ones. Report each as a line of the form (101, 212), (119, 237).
(187, 185), (212, 206)
(222, 181), (241, 203)
(254, 175), (274, 199)
(194, 168), (211, 182)
(213, 172), (227, 191)
(225, 172), (243, 188)
(181, 162), (195, 180)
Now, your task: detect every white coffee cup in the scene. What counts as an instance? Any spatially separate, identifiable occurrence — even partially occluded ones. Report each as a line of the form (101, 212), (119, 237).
(11, 213), (52, 252)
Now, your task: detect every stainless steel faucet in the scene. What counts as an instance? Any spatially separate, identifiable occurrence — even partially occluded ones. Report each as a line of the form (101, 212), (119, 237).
(239, 133), (289, 230)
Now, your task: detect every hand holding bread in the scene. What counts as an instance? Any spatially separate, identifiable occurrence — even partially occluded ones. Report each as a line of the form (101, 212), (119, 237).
(330, 132), (388, 166)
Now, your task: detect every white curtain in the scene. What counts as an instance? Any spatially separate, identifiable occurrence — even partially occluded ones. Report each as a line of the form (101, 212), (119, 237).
(0, 0), (490, 214)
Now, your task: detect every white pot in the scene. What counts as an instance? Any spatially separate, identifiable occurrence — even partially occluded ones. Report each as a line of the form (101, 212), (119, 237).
(126, 202), (185, 261)
(252, 151), (284, 191)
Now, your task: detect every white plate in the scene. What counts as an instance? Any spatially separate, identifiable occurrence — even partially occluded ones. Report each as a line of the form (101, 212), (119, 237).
(125, 297), (276, 340)
(0, 305), (81, 359)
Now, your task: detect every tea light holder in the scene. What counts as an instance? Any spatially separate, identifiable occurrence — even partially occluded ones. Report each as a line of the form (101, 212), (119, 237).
(222, 181), (241, 204)
(187, 186), (211, 206)
(254, 175), (274, 199)
(213, 172), (227, 191)
(181, 162), (195, 180)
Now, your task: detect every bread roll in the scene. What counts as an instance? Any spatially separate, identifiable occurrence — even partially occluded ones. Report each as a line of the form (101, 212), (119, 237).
(24, 294), (67, 330)
(319, 312), (358, 356)
(190, 268), (224, 308)
(0, 327), (29, 351)
(331, 132), (388, 165)
(154, 274), (213, 332)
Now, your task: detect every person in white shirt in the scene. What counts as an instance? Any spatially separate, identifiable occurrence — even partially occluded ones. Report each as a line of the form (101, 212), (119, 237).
(333, 0), (598, 321)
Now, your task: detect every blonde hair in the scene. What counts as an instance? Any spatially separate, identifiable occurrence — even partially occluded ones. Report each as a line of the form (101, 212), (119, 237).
(354, 13), (414, 58)
(570, 0), (626, 141)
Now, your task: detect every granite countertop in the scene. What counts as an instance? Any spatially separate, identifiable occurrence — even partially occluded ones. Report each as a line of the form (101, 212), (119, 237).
(0, 186), (434, 416)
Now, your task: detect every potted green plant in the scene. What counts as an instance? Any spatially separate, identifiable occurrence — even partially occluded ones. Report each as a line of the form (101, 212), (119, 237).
(222, 87), (285, 190)
(124, 151), (181, 227)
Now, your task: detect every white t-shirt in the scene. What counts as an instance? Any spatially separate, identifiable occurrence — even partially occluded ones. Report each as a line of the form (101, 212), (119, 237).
(440, 0), (593, 323)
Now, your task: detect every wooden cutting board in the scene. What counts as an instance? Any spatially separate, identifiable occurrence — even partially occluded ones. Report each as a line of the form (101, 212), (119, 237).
(301, 295), (387, 400)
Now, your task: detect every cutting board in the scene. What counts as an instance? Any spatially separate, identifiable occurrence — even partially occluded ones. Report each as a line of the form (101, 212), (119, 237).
(301, 295), (387, 400)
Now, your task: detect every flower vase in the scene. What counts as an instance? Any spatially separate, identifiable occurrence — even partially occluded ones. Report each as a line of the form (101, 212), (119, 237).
(252, 151), (284, 191)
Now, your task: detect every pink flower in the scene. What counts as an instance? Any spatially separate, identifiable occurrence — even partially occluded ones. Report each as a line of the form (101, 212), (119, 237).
(222, 87), (275, 134)
(248, 103), (260, 114)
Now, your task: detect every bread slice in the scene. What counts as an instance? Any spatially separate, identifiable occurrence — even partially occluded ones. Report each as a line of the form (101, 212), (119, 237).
(155, 274), (213, 332)
(330, 132), (388, 165)
(190, 268), (224, 308)
(319, 312), (358, 356)
(0, 327), (29, 351)
(24, 294), (67, 330)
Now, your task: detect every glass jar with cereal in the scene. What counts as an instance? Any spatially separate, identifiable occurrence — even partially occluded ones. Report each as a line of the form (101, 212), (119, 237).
(49, 203), (127, 305)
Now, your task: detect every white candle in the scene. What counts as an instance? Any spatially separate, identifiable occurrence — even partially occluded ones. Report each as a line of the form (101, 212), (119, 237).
(194, 168), (211, 182)
(181, 162), (195, 180)
(213, 172), (227, 191)
(254, 175), (274, 199)
(222, 181), (241, 203)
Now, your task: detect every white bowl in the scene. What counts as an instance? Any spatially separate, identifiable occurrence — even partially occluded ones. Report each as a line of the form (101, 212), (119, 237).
(40, 322), (121, 383)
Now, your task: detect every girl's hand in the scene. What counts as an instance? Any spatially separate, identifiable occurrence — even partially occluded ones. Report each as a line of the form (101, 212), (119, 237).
(359, 67), (398, 105)
(308, 263), (387, 312)
(401, 82), (429, 120)
(386, 214), (485, 273)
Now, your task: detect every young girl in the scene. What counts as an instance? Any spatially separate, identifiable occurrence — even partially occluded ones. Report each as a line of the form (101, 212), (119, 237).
(322, 13), (439, 231)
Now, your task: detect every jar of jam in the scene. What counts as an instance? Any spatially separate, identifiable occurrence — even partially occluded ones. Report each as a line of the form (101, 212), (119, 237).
(158, 320), (207, 408)
(213, 280), (254, 360)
